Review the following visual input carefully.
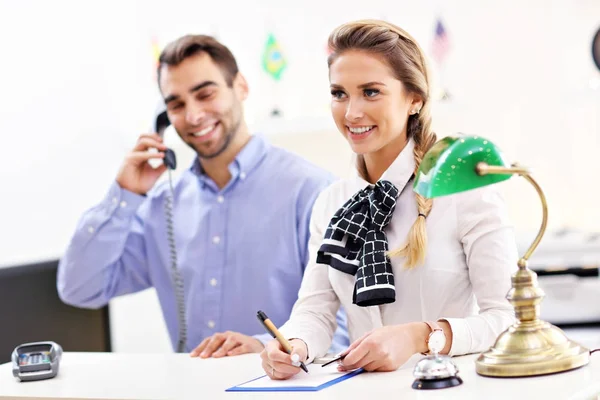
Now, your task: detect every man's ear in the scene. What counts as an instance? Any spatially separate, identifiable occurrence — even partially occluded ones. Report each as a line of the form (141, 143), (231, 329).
(233, 72), (249, 101)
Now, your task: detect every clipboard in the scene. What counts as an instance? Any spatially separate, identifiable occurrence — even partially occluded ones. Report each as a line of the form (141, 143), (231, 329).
(225, 364), (364, 392)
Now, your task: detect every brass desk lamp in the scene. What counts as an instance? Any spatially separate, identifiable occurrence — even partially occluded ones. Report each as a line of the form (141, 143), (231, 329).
(413, 135), (589, 377)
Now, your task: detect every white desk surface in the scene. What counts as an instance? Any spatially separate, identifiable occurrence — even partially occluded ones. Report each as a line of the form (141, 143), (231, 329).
(1, 352), (599, 400)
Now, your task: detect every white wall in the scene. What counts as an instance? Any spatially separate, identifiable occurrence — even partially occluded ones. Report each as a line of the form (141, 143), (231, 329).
(1, 0), (599, 352)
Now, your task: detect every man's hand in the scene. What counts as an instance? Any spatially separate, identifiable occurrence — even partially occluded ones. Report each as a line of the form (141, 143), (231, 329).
(115, 133), (168, 195)
(190, 331), (264, 358)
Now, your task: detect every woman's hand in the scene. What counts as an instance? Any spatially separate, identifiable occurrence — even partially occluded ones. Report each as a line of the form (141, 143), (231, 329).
(260, 339), (308, 380)
(338, 322), (431, 372)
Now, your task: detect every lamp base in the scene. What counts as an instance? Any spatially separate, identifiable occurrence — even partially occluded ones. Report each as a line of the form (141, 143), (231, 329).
(476, 320), (590, 377)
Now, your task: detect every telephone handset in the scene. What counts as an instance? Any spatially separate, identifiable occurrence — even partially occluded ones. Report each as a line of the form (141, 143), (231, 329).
(155, 108), (186, 352)
(155, 109), (177, 170)
(163, 148), (177, 170)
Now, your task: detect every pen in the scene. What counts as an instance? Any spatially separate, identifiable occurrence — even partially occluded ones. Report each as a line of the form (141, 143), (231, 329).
(256, 310), (309, 373)
(320, 354), (346, 367)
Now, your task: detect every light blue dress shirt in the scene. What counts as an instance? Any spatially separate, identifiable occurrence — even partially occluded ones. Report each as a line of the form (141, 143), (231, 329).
(57, 134), (348, 353)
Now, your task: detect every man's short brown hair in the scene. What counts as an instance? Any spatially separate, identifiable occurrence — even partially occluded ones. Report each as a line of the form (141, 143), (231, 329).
(158, 35), (239, 87)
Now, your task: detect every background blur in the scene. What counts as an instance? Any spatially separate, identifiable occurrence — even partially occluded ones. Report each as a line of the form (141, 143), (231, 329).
(1, 0), (599, 354)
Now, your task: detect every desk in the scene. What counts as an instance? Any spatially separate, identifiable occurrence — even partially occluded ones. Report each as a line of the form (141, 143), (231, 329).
(0, 352), (599, 399)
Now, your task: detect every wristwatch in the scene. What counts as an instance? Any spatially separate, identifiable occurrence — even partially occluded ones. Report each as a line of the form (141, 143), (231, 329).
(422, 321), (446, 355)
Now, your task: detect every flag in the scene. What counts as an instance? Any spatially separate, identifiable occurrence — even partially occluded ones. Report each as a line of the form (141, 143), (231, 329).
(150, 37), (163, 81)
(151, 36), (162, 68)
(431, 19), (450, 66)
(262, 33), (287, 81)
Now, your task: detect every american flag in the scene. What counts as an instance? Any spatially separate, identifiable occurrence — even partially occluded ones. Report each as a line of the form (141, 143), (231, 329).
(432, 19), (450, 66)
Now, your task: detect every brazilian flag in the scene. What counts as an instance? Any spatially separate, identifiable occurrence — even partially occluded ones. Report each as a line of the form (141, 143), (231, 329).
(262, 33), (286, 81)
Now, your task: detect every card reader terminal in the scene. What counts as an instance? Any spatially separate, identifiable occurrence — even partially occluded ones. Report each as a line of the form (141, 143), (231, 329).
(12, 341), (62, 382)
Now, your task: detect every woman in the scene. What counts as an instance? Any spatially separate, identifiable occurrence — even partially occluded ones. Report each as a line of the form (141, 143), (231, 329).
(261, 19), (517, 379)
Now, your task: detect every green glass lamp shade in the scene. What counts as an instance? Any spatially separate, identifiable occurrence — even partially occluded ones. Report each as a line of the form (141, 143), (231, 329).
(413, 135), (512, 198)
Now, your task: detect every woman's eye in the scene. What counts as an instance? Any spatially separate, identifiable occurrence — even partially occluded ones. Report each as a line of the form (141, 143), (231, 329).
(331, 90), (346, 99)
(364, 89), (379, 98)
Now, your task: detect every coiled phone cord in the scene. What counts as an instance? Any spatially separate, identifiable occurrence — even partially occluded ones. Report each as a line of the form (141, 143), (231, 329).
(164, 168), (187, 353)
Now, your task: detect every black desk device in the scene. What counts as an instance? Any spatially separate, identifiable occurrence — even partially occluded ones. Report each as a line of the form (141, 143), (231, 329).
(12, 341), (62, 382)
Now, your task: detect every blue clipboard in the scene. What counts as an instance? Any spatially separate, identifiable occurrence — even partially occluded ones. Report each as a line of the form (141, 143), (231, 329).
(226, 368), (364, 392)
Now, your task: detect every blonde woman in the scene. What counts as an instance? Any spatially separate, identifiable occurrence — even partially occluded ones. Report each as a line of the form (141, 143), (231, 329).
(260, 19), (518, 379)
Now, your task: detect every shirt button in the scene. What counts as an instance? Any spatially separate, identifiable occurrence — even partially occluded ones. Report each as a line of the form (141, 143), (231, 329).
(217, 196), (224, 203)
(212, 236), (221, 244)
(88, 226), (95, 234)
(210, 278), (217, 287)
(207, 320), (215, 329)
(240, 172), (246, 180)
(120, 201), (127, 208)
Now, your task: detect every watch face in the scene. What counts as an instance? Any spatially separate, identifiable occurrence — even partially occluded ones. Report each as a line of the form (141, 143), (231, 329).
(428, 330), (446, 354)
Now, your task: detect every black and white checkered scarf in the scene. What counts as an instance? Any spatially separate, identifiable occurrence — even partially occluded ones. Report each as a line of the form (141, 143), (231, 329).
(316, 180), (399, 307)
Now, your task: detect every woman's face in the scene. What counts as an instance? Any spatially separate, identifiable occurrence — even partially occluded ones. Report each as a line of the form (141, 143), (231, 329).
(329, 50), (421, 156)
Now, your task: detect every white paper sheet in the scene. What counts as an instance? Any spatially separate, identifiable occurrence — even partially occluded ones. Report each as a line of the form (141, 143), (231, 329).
(237, 363), (355, 389)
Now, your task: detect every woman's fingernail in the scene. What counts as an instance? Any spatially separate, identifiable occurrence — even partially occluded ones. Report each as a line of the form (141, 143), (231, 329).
(291, 354), (300, 363)
(292, 361), (300, 367)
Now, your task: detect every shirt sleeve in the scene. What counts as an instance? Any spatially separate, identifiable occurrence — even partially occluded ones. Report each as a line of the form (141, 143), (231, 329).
(441, 185), (518, 356)
(295, 173), (335, 268)
(294, 174), (350, 355)
(280, 188), (342, 363)
(252, 333), (275, 346)
(57, 181), (153, 308)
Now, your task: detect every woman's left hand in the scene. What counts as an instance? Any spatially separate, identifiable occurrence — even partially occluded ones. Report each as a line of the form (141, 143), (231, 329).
(337, 322), (428, 372)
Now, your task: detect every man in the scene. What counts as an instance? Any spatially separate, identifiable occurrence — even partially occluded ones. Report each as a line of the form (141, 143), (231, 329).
(57, 34), (348, 357)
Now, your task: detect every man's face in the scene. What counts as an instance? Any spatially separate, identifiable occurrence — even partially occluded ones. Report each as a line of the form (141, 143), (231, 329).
(159, 53), (247, 159)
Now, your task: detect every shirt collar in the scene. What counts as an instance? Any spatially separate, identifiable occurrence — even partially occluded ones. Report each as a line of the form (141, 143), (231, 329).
(189, 134), (270, 186)
(354, 138), (416, 194)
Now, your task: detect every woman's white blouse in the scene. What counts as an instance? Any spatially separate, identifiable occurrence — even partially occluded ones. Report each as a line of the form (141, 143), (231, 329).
(279, 138), (518, 362)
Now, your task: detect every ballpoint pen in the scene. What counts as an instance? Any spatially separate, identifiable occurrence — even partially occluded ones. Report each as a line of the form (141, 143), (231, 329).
(256, 310), (309, 373)
(320, 353), (346, 367)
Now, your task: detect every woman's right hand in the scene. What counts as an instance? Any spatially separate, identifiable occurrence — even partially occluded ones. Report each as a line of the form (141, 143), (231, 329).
(260, 339), (308, 380)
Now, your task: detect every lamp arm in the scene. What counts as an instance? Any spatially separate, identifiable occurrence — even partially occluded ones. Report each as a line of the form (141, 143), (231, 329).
(475, 162), (548, 268)
(475, 164), (530, 176)
(518, 173), (548, 268)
